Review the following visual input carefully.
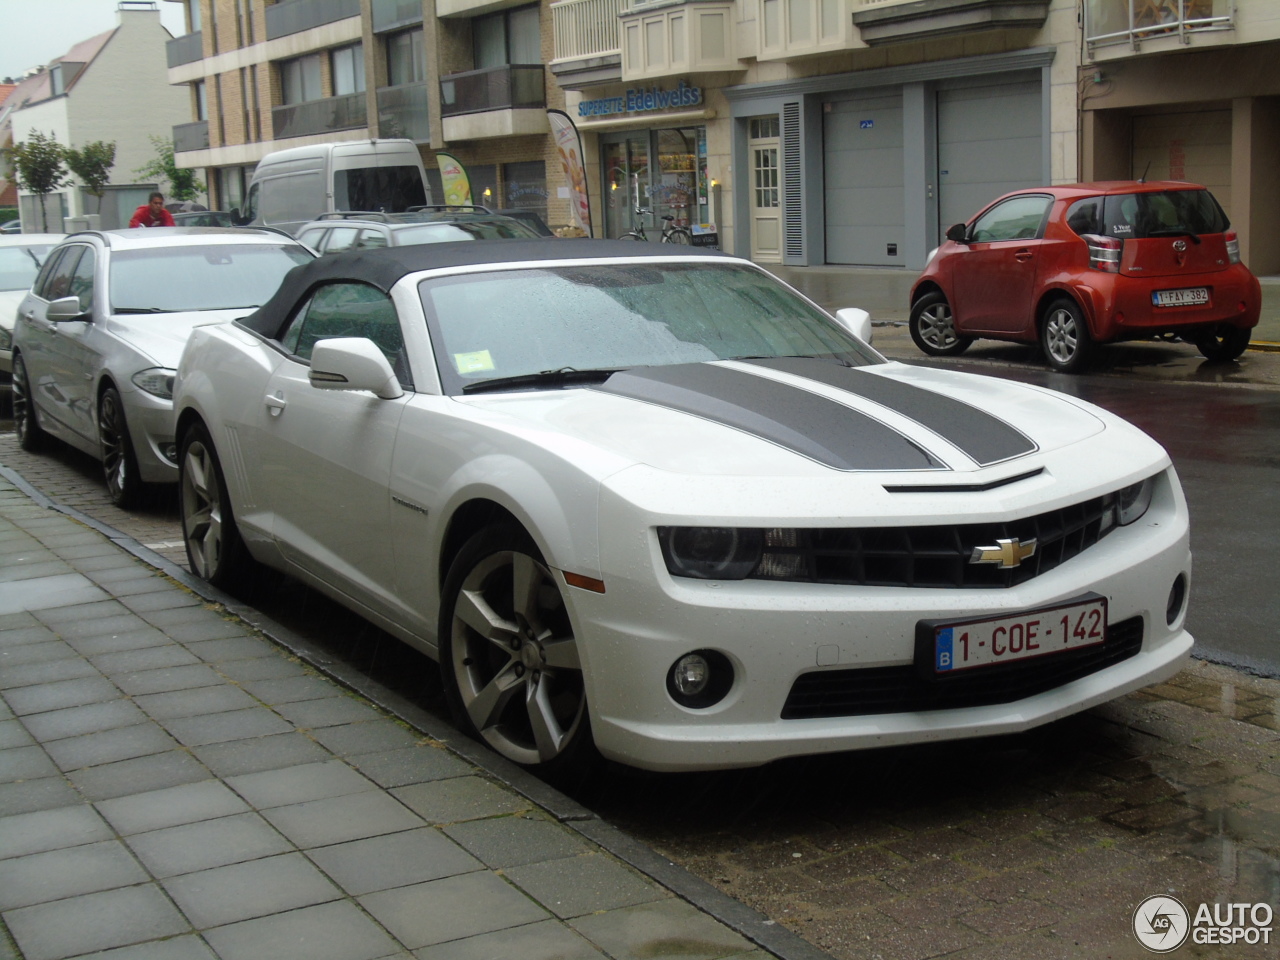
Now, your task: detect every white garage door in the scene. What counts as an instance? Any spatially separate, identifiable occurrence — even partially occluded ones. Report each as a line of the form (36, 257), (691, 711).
(1132, 110), (1233, 218)
(823, 92), (904, 266)
(937, 75), (1043, 232)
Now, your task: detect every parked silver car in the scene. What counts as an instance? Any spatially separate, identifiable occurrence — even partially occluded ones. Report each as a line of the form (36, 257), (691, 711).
(13, 228), (314, 506)
(0, 233), (64, 375)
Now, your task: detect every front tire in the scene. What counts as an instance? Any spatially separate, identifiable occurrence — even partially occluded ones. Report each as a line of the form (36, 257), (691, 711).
(439, 525), (595, 777)
(98, 386), (144, 507)
(179, 421), (249, 588)
(909, 291), (972, 357)
(1195, 324), (1250, 362)
(1040, 298), (1093, 374)
(13, 353), (45, 452)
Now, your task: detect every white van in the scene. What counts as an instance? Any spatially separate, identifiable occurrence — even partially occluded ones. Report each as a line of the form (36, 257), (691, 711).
(238, 139), (432, 235)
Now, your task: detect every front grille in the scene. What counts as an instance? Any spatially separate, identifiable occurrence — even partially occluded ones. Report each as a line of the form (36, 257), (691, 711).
(752, 496), (1113, 589)
(781, 616), (1144, 720)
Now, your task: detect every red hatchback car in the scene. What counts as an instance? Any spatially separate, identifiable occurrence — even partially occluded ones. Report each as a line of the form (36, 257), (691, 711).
(909, 181), (1261, 372)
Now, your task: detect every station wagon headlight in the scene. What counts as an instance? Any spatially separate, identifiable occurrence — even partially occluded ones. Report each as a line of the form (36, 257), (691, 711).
(132, 367), (177, 400)
(658, 527), (762, 580)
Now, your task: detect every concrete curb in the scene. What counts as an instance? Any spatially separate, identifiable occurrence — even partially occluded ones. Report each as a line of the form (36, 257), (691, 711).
(0, 461), (835, 960)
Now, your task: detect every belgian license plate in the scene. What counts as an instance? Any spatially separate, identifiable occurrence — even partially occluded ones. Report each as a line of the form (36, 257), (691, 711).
(924, 595), (1107, 674)
(1152, 287), (1209, 307)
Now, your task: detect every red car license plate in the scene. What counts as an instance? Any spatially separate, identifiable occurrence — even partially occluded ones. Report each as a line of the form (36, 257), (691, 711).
(927, 596), (1107, 674)
(1152, 287), (1209, 307)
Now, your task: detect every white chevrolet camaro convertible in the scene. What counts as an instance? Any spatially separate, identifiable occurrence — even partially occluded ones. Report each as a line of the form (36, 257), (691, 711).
(173, 239), (1193, 774)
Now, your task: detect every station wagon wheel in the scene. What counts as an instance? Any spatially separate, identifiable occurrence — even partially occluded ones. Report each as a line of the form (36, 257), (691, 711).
(98, 386), (144, 507)
(1040, 298), (1093, 374)
(178, 421), (250, 588)
(12, 353), (45, 452)
(440, 525), (595, 776)
(1195, 324), (1250, 363)
(909, 291), (972, 357)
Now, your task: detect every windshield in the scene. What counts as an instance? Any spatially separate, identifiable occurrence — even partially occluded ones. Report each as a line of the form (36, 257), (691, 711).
(0, 244), (56, 292)
(419, 262), (881, 395)
(110, 244), (313, 313)
(334, 166), (428, 213)
(394, 220), (538, 245)
(1067, 190), (1229, 240)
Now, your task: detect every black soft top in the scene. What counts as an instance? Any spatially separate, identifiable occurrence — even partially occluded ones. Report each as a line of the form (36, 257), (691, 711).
(238, 238), (731, 339)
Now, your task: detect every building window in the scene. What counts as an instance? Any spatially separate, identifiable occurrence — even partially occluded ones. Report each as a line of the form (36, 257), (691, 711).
(386, 28), (425, 85)
(186, 0), (202, 33)
(331, 43), (365, 95)
(194, 80), (207, 120)
(502, 160), (547, 221)
(473, 5), (540, 69)
(280, 54), (322, 104)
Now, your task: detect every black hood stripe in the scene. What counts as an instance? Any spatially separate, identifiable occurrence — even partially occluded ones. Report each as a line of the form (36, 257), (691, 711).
(594, 364), (942, 471)
(743, 358), (1036, 466)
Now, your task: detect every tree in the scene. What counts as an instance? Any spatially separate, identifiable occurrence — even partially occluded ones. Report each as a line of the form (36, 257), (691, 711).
(65, 141), (117, 215)
(133, 136), (204, 202)
(4, 131), (69, 232)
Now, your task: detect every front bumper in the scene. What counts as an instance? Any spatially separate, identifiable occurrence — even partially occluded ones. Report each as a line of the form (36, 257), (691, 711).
(121, 387), (179, 484)
(569, 469), (1192, 772)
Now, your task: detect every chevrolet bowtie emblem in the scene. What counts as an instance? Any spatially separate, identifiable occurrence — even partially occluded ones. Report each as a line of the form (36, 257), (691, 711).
(970, 537), (1037, 569)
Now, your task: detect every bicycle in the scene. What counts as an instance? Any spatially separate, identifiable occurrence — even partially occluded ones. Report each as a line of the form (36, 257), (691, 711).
(623, 210), (692, 244)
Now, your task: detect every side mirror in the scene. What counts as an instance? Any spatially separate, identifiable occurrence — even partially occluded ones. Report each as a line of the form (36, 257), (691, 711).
(309, 338), (403, 400)
(833, 307), (873, 345)
(230, 207), (248, 226)
(47, 296), (88, 322)
(945, 223), (968, 243)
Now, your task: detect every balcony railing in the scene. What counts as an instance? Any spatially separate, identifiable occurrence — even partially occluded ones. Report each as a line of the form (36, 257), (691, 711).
(173, 120), (210, 154)
(166, 31), (203, 68)
(439, 65), (546, 117)
(272, 92), (367, 139)
(377, 81), (430, 141)
(372, 0), (424, 32)
(552, 0), (623, 60)
(1084, 0), (1234, 50)
(265, 0), (360, 40)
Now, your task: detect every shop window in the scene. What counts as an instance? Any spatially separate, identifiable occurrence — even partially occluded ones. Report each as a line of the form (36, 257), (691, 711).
(502, 160), (548, 220)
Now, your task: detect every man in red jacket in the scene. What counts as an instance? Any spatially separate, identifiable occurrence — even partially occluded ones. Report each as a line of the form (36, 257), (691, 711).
(129, 192), (175, 228)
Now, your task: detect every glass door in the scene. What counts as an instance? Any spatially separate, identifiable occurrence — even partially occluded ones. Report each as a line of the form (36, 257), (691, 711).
(602, 134), (649, 239)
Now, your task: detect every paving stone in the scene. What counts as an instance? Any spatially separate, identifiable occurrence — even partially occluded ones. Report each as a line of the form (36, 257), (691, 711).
(0, 657), (100, 690)
(0, 719), (34, 750)
(20, 700), (147, 743)
(69, 751), (211, 803)
(309, 720), (424, 757)
(274, 696), (386, 729)
(58, 933), (218, 960)
(88, 646), (201, 676)
(32, 601), (129, 627)
(444, 815), (590, 869)
(202, 900), (400, 960)
(261, 791), (425, 849)
(0, 560), (75, 583)
(161, 708), (295, 747)
(0, 744), (60, 782)
(0, 573), (110, 616)
(391, 776), (530, 825)
(119, 590), (206, 614)
(4, 884), (190, 960)
(0, 777), (82, 817)
(125, 812), (295, 879)
(0, 840), (151, 910)
(344, 745), (472, 789)
(226, 759), (378, 809)
(192, 732), (332, 778)
(133, 686), (257, 721)
(306, 827), (482, 895)
(360, 872), (549, 949)
(215, 657), (311, 683)
(63, 628), (173, 657)
(162, 852), (344, 928)
(140, 607), (226, 630)
(2, 677), (121, 716)
(95, 780), (249, 836)
(414, 918), (609, 960)
(568, 899), (754, 960)
(0, 806), (113, 860)
(504, 853), (668, 919)
(0, 638), (74, 664)
(113, 665), (224, 697)
(50, 615), (152, 641)
(0, 626), (61, 650)
(163, 619), (254, 644)
(240, 676), (344, 706)
(180, 636), (277, 663)
(44, 720), (180, 772)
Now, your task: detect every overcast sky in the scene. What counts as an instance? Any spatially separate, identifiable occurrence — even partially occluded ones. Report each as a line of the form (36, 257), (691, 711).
(0, 0), (187, 82)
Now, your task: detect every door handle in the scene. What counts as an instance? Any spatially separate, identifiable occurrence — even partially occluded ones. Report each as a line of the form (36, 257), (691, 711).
(265, 392), (286, 417)
(1014, 249), (1034, 262)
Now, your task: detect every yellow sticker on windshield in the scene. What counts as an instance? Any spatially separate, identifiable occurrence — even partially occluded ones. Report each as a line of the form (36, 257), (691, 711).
(454, 349), (495, 374)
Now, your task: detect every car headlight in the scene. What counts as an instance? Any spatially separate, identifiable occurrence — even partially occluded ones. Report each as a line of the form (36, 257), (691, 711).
(132, 367), (177, 400)
(1114, 476), (1155, 525)
(0, 327), (10, 351)
(658, 527), (762, 580)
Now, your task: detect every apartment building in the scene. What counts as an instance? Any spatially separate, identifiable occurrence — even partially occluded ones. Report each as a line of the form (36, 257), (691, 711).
(1080, 0), (1280, 274)
(166, 0), (1280, 272)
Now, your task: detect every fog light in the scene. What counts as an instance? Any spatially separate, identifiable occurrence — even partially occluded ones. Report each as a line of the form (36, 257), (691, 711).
(161, 443), (179, 464)
(666, 649), (734, 708)
(1167, 574), (1187, 625)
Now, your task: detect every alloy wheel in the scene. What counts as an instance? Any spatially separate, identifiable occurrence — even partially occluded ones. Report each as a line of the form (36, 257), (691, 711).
(180, 438), (225, 580)
(12, 354), (39, 450)
(917, 302), (959, 350)
(98, 391), (132, 504)
(1043, 307), (1080, 366)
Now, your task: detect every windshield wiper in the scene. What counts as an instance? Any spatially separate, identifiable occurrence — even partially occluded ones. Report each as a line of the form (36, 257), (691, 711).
(114, 307), (171, 314)
(1145, 228), (1201, 244)
(461, 367), (623, 395)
